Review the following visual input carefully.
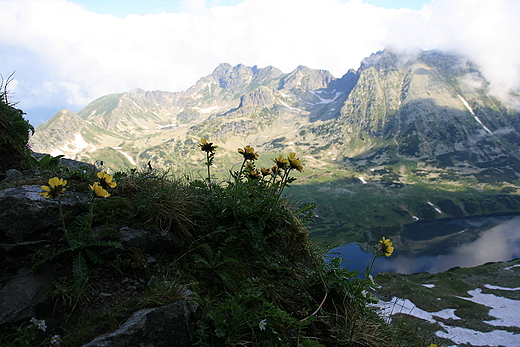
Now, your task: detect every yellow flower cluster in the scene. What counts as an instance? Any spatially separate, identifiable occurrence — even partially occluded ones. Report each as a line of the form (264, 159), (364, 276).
(287, 152), (303, 172)
(271, 152), (304, 173)
(238, 145), (259, 161)
(378, 237), (394, 257)
(40, 177), (67, 199)
(91, 171), (117, 198)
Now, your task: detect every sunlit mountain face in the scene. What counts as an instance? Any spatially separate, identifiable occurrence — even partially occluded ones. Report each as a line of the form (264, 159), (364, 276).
(30, 49), (520, 244)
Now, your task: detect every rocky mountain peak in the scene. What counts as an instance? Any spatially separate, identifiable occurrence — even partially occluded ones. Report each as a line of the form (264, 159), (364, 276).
(30, 49), (520, 188)
(279, 65), (335, 91)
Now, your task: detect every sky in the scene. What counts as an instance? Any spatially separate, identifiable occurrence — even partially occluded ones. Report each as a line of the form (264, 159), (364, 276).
(1, 0), (519, 126)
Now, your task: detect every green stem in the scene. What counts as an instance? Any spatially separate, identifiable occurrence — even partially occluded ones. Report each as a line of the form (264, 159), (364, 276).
(233, 159), (247, 220)
(58, 195), (68, 244)
(276, 168), (292, 201)
(365, 254), (377, 279)
(206, 152), (211, 184)
(88, 194), (95, 231)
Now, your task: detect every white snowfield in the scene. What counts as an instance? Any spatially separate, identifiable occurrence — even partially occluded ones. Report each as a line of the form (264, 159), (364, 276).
(51, 133), (97, 157)
(458, 94), (492, 134)
(375, 285), (520, 347)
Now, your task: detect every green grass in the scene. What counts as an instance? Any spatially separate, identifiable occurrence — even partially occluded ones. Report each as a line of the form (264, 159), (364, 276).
(1, 146), (433, 347)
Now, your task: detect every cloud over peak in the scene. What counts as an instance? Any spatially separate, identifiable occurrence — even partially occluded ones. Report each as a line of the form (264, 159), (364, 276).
(1, 0), (519, 124)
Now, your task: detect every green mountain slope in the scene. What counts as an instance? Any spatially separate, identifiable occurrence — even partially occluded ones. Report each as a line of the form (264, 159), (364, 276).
(30, 49), (520, 242)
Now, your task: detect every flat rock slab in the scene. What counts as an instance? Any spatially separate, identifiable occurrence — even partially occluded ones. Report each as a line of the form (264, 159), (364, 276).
(82, 300), (202, 347)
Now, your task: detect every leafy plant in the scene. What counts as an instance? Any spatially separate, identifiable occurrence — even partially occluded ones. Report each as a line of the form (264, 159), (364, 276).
(34, 172), (123, 293)
(183, 139), (402, 346)
(28, 153), (65, 171)
(0, 72), (34, 172)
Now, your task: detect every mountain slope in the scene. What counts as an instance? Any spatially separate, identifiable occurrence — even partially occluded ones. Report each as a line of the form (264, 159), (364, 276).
(29, 49), (520, 239)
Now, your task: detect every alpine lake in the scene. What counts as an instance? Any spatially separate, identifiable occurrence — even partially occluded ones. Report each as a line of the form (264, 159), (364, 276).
(330, 213), (520, 275)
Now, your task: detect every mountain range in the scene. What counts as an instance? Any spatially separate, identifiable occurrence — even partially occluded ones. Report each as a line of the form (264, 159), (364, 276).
(30, 49), (520, 243)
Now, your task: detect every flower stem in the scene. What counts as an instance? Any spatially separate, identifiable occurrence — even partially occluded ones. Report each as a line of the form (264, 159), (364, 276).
(233, 159), (247, 219)
(58, 195), (68, 243)
(206, 152), (212, 184)
(365, 254), (377, 279)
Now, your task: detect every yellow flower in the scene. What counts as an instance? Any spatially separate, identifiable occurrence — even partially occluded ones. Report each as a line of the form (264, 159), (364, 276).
(260, 167), (271, 177)
(379, 237), (394, 257)
(40, 177), (67, 199)
(287, 152), (304, 172)
(97, 171), (117, 189)
(244, 161), (261, 179)
(238, 145), (259, 160)
(90, 182), (110, 198)
(198, 137), (218, 153)
(272, 155), (289, 170)
(428, 344), (438, 347)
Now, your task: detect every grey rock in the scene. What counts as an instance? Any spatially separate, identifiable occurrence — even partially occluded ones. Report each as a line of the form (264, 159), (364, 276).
(5, 169), (23, 181)
(61, 157), (96, 171)
(239, 87), (274, 108)
(119, 227), (151, 249)
(0, 185), (87, 239)
(82, 300), (202, 347)
(0, 267), (54, 325)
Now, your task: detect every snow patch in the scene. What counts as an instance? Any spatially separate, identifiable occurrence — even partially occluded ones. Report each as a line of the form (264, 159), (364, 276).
(375, 297), (459, 324)
(436, 322), (520, 347)
(427, 201), (443, 214)
(422, 284), (435, 288)
(310, 90), (342, 104)
(118, 150), (136, 166)
(157, 123), (183, 129)
(193, 105), (219, 114)
(278, 100), (302, 112)
(484, 284), (520, 291)
(458, 288), (520, 327)
(56, 134), (97, 156)
(358, 177), (367, 184)
(458, 95), (492, 134)
(377, 289), (520, 347)
(504, 264), (520, 271)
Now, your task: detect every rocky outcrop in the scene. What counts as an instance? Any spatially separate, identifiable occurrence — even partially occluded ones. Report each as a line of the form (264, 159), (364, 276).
(0, 179), (202, 346)
(0, 267), (55, 325)
(239, 86), (274, 108)
(82, 300), (202, 347)
(0, 185), (88, 239)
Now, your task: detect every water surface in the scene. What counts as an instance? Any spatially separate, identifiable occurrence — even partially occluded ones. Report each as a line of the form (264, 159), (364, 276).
(331, 215), (520, 275)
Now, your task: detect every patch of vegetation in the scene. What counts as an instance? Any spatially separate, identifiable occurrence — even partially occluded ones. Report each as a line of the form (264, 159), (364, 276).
(0, 73), (34, 172)
(1, 138), (430, 346)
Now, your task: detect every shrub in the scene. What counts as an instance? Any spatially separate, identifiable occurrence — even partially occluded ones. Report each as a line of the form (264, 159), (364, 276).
(0, 73), (34, 172)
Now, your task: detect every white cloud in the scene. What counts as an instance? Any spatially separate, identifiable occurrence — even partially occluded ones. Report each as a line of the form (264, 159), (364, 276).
(1, 0), (519, 125)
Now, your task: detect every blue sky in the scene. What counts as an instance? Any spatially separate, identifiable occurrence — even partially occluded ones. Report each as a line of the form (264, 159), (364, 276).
(1, 0), (519, 126)
(73, 0), (430, 17)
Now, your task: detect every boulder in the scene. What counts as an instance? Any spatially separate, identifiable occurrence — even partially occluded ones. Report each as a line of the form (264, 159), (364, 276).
(82, 300), (202, 347)
(0, 185), (87, 239)
(0, 267), (55, 325)
(5, 169), (23, 181)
